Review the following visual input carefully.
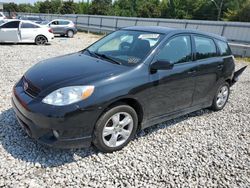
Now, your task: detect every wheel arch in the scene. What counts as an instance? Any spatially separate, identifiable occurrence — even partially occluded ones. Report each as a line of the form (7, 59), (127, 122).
(35, 35), (48, 43)
(100, 98), (144, 130)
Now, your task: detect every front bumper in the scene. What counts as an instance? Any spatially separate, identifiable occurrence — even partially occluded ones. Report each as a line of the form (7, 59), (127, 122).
(11, 80), (102, 149)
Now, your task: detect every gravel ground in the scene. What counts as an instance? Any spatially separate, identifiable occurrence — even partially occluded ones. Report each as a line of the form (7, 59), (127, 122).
(0, 32), (249, 187)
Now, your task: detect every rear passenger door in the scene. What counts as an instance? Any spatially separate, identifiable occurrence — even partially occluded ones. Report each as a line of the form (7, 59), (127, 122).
(191, 35), (223, 106)
(20, 22), (40, 42)
(58, 21), (69, 34)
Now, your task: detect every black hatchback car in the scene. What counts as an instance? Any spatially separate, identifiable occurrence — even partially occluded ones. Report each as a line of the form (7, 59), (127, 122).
(12, 26), (246, 153)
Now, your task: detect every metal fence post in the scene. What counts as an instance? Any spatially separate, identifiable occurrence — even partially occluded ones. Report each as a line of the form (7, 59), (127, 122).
(135, 19), (138, 26)
(221, 24), (226, 36)
(87, 16), (90, 34)
(75, 16), (78, 28)
(115, 17), (118, 30)
(100, 17), (103, 33)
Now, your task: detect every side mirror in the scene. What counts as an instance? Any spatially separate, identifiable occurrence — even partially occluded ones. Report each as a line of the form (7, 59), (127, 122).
(151, 60), (173, 72)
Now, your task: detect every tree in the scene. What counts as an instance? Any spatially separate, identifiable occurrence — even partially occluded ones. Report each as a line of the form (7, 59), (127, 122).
(60, 1), (76, 14)
(3, 3), (19, 13)
(136, 0), (161, 18)
(112, 0), (136, 17)
(90, 0), (112, 15)
(225, 1), (250, 22)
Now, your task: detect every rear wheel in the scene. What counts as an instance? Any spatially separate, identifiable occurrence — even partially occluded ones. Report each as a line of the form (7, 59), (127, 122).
(67, 30), (74, 38)
(210, 82), (230, 111)
(35, 35), (47, 45)
(93, 105), (138, 153)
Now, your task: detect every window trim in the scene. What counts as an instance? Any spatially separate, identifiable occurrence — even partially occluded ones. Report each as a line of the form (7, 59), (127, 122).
(192, 34), (219, 61)
(0, 21), (20, 29)
(152, 33), (194, 65)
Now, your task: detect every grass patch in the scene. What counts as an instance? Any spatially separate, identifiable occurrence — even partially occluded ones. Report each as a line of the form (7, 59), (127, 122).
(236, 57), (250, 63)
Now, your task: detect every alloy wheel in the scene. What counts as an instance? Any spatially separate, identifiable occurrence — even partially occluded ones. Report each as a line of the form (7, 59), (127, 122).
(216, 85), (229, 108)
(36, 36), (47, 45)
(102, 112), (134, 148)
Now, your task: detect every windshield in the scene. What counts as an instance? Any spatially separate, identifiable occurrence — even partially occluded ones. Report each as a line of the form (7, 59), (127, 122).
(85, 30), (164, 66)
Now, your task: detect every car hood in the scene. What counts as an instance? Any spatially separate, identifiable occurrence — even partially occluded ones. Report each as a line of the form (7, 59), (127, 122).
(24, 52), (125, 92)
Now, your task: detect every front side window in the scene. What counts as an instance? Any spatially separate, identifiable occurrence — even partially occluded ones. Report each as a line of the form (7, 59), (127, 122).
(194, 36), (217, 60)
(216, 40), (231, 56)
(51, 21), (59, 25)
(156, 35), (192, 64)
(0, 21), (20, 29)
(86, 30), (163, 66)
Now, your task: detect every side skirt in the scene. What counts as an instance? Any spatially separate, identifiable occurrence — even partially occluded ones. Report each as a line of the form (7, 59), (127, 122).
(140, 102), (211, 130)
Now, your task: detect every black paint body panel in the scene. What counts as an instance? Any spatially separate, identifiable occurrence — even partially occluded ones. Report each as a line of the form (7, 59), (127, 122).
(12, 27), (238, 148)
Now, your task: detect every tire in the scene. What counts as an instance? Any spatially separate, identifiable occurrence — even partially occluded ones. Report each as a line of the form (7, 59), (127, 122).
(35, 35), (47, 45)
(93, 104), (138, 153)
(67, 30), (74, 38)
(210, 82), (230, 111)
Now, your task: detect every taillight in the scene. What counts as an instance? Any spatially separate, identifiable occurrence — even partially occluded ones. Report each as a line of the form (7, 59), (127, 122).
(48, 28), (53, 33)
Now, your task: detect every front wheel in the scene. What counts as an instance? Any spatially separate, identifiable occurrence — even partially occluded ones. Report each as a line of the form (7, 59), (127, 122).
(210, 82), (230, 111)
(93, 105), (138, 153)
(35, 35), (47, 45)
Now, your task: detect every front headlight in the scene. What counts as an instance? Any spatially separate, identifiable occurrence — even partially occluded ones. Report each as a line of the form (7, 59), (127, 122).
(42, 86), (94, 106)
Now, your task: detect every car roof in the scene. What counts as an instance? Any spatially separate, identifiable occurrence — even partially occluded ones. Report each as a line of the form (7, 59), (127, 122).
(1, 19), (41, 26)
(123, 26), (227, 42)
(51, 19), (72, 22)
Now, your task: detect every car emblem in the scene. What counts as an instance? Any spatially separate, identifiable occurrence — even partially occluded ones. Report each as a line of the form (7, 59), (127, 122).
(24, 81), (29, 91)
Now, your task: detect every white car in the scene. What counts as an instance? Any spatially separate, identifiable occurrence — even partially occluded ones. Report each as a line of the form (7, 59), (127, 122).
(0, 20), (54, 45)
(0, 12), (6, 21)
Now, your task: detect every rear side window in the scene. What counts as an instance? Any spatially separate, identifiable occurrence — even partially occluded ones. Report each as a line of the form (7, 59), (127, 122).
(194, 36), (217, 60)
(59, 21), (70, 25)
(21, 23), (40, 28)
(1, 21), (20, 29)
(157, 35), (192, 64)
(217, 40), (231, 56)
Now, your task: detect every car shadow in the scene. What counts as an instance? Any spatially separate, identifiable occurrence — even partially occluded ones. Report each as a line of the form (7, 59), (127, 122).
(0, 107), (212, 167)
(0, 43), (51, 46)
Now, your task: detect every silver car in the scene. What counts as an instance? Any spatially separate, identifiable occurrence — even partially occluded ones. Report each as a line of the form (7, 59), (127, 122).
(42, 19), (77, 38)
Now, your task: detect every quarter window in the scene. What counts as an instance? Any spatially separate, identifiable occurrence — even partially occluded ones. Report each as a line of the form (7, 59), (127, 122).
(156, 35), (192, 64)
(1, 21), (20, 29)
(217, 40), (231, 56)
(194, 36), (217, 60)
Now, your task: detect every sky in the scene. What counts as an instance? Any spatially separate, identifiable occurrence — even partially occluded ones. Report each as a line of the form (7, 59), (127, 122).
(0, 0), (86, 4)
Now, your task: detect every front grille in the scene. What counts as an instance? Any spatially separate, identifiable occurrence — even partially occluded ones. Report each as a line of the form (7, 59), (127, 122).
(22, 77), (41, 97)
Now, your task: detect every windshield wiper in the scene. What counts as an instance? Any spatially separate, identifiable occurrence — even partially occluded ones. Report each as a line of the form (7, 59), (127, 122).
(84, 49), (99, 58)
(94, 52), (122, 65)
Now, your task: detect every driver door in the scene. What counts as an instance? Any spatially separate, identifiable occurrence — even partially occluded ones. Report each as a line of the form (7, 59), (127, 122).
(0, 21), (20, 42)
(148, 35), (197, 119)
(49, 21), (60, 34)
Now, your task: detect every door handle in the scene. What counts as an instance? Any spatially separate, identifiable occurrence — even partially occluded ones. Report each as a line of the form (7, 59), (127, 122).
(188, 70), (196, 74)
(217, 64), (224, 70)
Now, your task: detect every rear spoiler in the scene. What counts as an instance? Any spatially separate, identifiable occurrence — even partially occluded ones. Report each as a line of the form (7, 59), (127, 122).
(231, 66), (247, 86)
